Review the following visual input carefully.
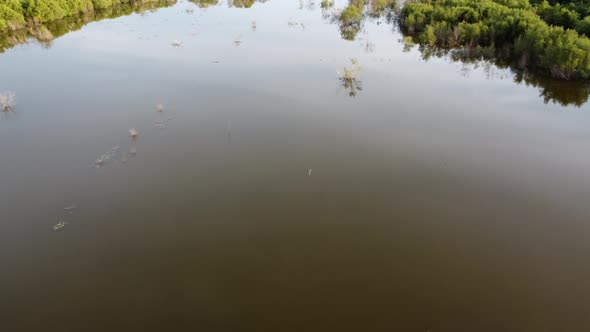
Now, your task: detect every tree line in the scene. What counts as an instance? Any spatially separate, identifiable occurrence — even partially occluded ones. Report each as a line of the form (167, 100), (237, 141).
(401, 0), (590, 79)
(0, 0), (173, 32)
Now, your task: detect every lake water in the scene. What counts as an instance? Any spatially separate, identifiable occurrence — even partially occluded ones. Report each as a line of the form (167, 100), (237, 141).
(2, 1), (590, 331)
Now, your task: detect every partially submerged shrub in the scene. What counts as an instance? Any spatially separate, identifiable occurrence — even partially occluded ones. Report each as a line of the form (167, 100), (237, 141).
(0, 91), (16, 112)
(338, 58), (363, 97)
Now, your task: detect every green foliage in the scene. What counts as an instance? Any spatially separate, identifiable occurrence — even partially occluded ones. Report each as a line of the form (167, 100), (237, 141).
(340, 2), (364, 24)
(1, 0), (175, 53)
(0, 0), (171, 31)
(0, 0), (26, 30)
(229, 0), (256, 8)
(576, 15), (590, 34)
(338, 0), (366, 40)
(401, 0), (590, 79)
(191, 0), (218, 8)
(370, 0), (395, 12)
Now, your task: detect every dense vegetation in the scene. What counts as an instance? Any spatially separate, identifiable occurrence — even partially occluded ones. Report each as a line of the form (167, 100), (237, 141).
(0, 0), (172, 32)
(0, 0), (175, 52)
(401, 0), (590, 79)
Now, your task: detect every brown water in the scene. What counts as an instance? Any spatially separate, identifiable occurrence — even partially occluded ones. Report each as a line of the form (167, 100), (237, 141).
(2, 1), (590, 331)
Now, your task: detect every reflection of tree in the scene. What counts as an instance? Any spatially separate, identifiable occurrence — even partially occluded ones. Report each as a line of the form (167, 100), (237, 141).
(228, 0), (255, 8)
(516, 72), (590, 107)
(228, 0), (269, 8)
(415, 45), (590, 107)
(191, 0), (219, 8)
(0, 0), (177, 53)
(330, 0), (395, 41)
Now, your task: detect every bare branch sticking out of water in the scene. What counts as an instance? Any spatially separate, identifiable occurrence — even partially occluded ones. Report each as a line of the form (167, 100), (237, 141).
(0, 91), (16, 112)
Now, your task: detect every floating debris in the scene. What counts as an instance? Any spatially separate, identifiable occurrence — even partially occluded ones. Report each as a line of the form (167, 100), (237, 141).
(156, 103), (164, 112)
(171, 39), (183, 47)
(251, 20), (257, 31)
(186, 8), (194, 14)
(63, 205), (77, 211)
(129, 128), (139, 138)
(53, 220), (68, 231)
(308, 169), (312, 176)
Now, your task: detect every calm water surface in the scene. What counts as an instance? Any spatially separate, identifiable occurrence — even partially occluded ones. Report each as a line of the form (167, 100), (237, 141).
(2, 1), (590, 331)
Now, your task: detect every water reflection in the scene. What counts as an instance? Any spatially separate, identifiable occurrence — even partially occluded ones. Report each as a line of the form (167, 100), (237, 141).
(0, 0), (177, 53)
(415, 45), (590, 107)
(191, 0), (219, 8)
(332, 0), (395, 41)
(0, 0), (589, 106)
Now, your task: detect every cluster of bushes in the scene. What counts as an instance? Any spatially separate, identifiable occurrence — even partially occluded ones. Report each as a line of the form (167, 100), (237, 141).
(338, 0), (395, 39)
(529, 0), (590, 34)
(370, 0), (397, 13)
(340, 0), (395, 23)
(401, 0), (590, 79)
(0, 0), (168, 31)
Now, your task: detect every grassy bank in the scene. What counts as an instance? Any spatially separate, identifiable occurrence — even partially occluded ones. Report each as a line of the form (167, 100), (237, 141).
(400, 0), (590, 80)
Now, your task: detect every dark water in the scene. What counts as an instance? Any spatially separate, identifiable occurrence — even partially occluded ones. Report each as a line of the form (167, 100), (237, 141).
(2, 1), (590, 331)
